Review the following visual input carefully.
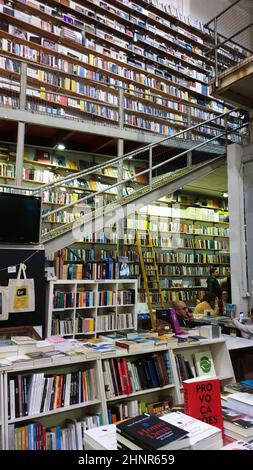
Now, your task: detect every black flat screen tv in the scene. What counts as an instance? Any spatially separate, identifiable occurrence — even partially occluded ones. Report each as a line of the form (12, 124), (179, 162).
(0, 193), (41, 244)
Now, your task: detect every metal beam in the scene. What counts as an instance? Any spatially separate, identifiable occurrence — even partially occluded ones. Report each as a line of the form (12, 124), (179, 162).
(0, 108), (225, 155)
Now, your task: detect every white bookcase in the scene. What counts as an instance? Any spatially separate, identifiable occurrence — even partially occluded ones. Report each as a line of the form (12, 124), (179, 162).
(46, 279), (138, 338)
(1, 338), (235, 449)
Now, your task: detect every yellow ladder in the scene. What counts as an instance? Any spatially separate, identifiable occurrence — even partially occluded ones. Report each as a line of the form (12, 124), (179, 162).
(136, 229), (164, 329)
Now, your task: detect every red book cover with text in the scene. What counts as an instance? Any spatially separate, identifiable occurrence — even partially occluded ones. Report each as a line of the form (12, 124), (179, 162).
(183, 376), (223, 432)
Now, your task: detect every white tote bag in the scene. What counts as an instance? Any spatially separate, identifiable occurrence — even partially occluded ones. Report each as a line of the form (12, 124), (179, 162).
(0, 287), (9, 321)
(8, 263), (35, 313)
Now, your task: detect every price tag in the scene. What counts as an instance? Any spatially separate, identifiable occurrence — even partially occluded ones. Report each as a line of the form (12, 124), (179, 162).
(8, 266), (16, 274)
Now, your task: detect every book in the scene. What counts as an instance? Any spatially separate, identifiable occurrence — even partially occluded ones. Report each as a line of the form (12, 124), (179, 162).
(116, 414), (190, 450)
(227, 393), (253, 416)
(222, 406), (253, 439)
(115, 339), (155, 353)
(224, 383), (253, 394)
(11, 336), (37, 345)
(183, 376), (223, 431)
(35, 150), (51, 164)
(159, 411), (223, 450)
(193, 350), (216, 377)
(0, 340), (18, 353)
(221, 439), (253, 450)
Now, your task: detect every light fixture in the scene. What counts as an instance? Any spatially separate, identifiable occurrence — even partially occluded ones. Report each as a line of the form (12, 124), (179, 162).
(223, 192), (228, 198)
(56, 144), (65, 151)
(128, 156), (133, 160)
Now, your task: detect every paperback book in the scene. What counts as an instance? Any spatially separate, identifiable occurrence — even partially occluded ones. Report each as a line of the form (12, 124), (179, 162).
(116, 414), (190, 450)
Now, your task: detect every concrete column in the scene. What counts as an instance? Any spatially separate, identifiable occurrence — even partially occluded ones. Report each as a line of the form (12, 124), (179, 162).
(117, 138), (124, 256)
(227, 143), (249, 312)
(15, 121), (25, 187)
(242, 143), (253, 308)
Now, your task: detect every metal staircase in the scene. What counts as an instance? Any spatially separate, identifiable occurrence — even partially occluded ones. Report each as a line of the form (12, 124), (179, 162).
(0, 108), (248, 254)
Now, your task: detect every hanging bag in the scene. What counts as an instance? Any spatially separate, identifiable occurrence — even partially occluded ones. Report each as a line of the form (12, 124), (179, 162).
(8, 263), (35, 313)
(0, 287), (9, 321)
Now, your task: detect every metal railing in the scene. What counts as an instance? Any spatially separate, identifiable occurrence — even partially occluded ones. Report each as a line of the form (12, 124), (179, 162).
(205, 0), (253, 87)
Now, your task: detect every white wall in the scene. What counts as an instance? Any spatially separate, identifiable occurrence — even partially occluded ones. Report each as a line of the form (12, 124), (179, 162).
(161, 0), (231, 23)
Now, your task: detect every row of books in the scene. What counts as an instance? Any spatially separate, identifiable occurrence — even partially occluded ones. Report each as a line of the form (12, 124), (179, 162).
(138, 236), (229, 250)
(8, 368), (98, 418)
(49, 249), (117, 262)
(175, 349), (216, 385)
(53, 290), (135, 309)
(139, 204), (229, 221)
(96, 313), (116, 332)
(127, 220), (229, 236)
(103, 351), (173, 399)
(51, 318), (73, 336)
(108, 397), (171, 424)
(138, 290), (205, 304)
(53, 291), (75, 309)
(116, 313), (135, 330)
(52, 317), (96, 335)
(0, 36), (219, 119)
(8, 414), (102, 450)
(154, 253), (230, 264)
(156, 266), (227, 276)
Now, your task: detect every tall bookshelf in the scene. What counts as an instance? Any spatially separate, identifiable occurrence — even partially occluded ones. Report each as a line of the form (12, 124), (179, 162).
(47, 191), (230, 309)
(0, 0), (246, 139)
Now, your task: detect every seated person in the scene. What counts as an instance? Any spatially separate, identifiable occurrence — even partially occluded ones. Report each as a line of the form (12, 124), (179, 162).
(231, 310), (253, 339)
(173, 300), (195, 328)
(221, 289), (229, 315)
(194, 293), (219, 317)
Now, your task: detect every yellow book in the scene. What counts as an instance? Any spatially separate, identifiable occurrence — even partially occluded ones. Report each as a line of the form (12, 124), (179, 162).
(89, 54), (94, 65)
(80, 100), (84, 111)
(65, 78), (71, 90)
(71, 80), (76, 92)
(40, 87), (46, 99)
(38, 70), (43, 81)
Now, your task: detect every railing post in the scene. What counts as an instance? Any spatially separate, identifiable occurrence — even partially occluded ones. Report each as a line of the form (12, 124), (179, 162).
(187, 151), (192, 167)
(118, 87), (124, 130)
(187, 106), (192, 140)
(20, 62), (27, 111)
(214, 18), (219, 88)
(117, 138), (124, 256)
(149, 147), (153, 191)
(15, 62), (27, 187)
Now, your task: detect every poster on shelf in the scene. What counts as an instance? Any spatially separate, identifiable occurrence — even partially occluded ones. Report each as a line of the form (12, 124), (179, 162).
(8, 263), (35, 313)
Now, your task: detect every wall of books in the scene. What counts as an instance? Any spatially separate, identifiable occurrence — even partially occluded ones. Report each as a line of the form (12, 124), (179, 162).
(0, 0), (248, 138)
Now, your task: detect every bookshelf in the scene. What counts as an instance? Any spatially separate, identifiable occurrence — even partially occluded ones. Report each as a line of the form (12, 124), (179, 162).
(125, 194), (230, 306)
(45, 191), (230, 309)
(0, 338), (235, 448)
(0, 0), (245, 139)
(46, 279), (138, 338)
(3, 357), (106, 450)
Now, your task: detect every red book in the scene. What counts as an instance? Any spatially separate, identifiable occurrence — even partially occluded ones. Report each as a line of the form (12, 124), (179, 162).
(183, 376), (223, 432)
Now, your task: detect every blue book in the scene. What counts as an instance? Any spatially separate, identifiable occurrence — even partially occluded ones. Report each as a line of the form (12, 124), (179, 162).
(241, 380), (253, 388)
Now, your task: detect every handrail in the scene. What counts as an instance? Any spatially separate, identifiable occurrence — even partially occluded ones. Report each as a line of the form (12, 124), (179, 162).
(206, 22), (253, 54)
(30, 107), (238, 195)
(42, 121), (248, 221)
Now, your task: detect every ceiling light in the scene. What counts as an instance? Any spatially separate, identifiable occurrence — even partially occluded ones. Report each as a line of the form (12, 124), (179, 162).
(128, 156), (133, 160)
(223, 192), (228, 198)
(56, 144), (65, 151)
